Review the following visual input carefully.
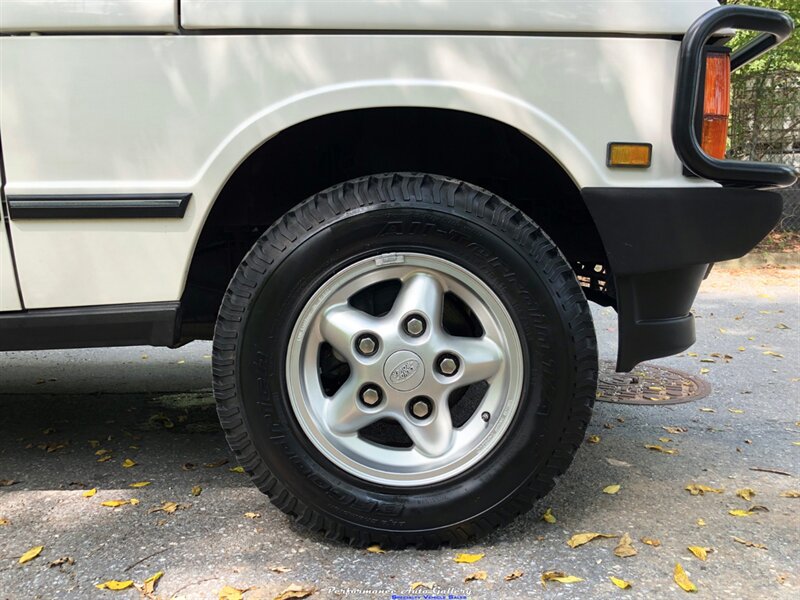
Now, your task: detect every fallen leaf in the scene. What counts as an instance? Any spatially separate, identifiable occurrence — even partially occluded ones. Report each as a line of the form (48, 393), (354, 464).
(699, 408), (715, 413)
(728, 509), (752, 517)
(659, 437), (672, 443)
(606, 458), (632, 467)
(700, 368), (710, 375)
(748, 504), (769, 512)
(121, 459), (137, 468)
(663, 426), (687, 434)
(541, 571), (583, 586)
(610, 576), (631, 589)
(244, 512), (261, 519)
(587, 435), (601, 444)
(149, 501), (188, 514)
(191, 485), (202, 496)
(218, 586), (246, 600)
(464, 571), (487, 582)
(181, 463), (196, 471)
(129, 498), (140, 506)
(603, 484), (621, 495)
(410, 582), (434, 591)
(269, 566), (291, 573)
(96, 580), (134, 591)
(641, 537), (661, 547)
(141, 571), (163, 595)
(0, 518), (9, 526)
(95, 449), (111, 456)
(736, 488), (755, 501)
(19, 546), (44, 564)
(687, 546), (709, 561)
(229, 466), (245, 474)
(776, 323), (790, 329)
(728, 409), (744, 414)
(542, 508), (556, 524)
(696, 518), (706, 527)
(83, 488), (97, 498)
(204, 459), (229, 468)
(763, 351), (784, 358)
(779, 490), (800, 498)
(674, 563), (697, 592)
(454, 553), (484, 563)
(738, 346), (746, 352)
(567, 532), (616, 548)
(48, 556), (74, 568)
(0, 479), (19, 487)
(129, 481), (151, 488)
(504, 570), (523, 581)
(685, 484), (724, 496)
(97, 455), (112, 463)
(614, 533), (637, 558)
(645, 444), (678, 455)
(733, 536), (766, 550)
(364, 544), (386, 554)
(101, 500), (134, 508)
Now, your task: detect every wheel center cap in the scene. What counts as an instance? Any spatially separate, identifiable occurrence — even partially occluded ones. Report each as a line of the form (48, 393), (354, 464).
(383, 350), (425, 391)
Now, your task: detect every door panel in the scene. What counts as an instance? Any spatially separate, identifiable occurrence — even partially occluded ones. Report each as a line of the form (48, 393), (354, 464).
(0, 0), (177, 33)
(0, 207), (22, 312)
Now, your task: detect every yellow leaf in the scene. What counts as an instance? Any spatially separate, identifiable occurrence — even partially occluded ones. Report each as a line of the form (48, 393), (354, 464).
(274, 584), (315, 600)
(687, 546), (709, 561)
(737, 346), (746, 352)
(779, 490), (800, 498)
(729, 509), (752, 517)
(763, 351), (784, 358)
(696, 518), (706, 527)
(645, 444), (678, 455)
(218, 586), (246, 600)
(614, 532), (637, 558)
(542, 508), (556, 524)
(229, 466), (245, 473)
(410, 582), (434, 591)
(541, 571), (583, 586)
(19, 546), (43, 564)
(641, 537), (661, 547)
(149, 501), (187, 514)
(685, 483), (724, 496)
(269, 566), (291, 573)
(95, 580), (134, 591)
(191, 485), (202, 496)
(504, 570), (523, 581)
(142, 571), (163, 595)
(454, 552), (484, 563)
(97, 455), (112, 463)
(674, 563), (697, 592)
(567, 532), (616, 548)
(659, 437), (672, 443)
(732, 536), (767, 550)
(83, 488), (97, 498)
(736, 488), (755, 501)
(100, 500), (129, 508)
(129, 481), (151, 488)
(699, 408), (715, 413)
(792, 441), (800, 446)
(663, 426), (687, 434)
(610, 576), (631, 589)
(700, 368), (710, 375)
(366, 544), (385, 554)
(121, 459), (137, 468)
(688, 352), (698, 357)
(464, 571), (487, 582)
(243, 512), (261, 519)
(728, 408), (744, 414)
(95, 449), (111, 456)
(603, 484), (621, 495)
(0, 518), (9, 526)
(129, 498), (139, 506)
(587, 435), (601, 444)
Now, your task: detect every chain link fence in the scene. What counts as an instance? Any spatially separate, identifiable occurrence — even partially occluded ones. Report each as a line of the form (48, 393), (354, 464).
(729, 67), (800, 230)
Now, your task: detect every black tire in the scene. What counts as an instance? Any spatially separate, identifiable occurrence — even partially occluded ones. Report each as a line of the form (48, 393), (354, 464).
(212, 172), (597, 548)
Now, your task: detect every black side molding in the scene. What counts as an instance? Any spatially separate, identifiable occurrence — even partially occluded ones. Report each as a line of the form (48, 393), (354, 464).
(0, 302), (180, 351)
(672, 5), (797, 188)
(7, 194), (191, 219)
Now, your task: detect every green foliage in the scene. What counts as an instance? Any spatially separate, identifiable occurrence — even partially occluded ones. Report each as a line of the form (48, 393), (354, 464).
(726, 0), (799, 72)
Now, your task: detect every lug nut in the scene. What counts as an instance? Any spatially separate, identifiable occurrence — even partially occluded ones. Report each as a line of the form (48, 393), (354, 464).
(360, 385), (382, 407)
(403, 315), (426, 337)
(356, 334), (378, 356)
(409, 397), (432, 419)
(437, 354), (459, 376)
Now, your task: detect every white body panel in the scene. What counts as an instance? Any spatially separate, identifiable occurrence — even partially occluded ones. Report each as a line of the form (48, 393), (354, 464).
(181, 0), (716, 35)
(0, 1), (720, 311)
(0, 0), (177, 33)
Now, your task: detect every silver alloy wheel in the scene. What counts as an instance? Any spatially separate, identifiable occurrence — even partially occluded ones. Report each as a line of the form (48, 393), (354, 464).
(286, 252), (524, 486)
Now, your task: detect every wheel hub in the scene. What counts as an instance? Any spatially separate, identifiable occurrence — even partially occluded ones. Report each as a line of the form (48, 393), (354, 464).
(286, 252), (523, 486)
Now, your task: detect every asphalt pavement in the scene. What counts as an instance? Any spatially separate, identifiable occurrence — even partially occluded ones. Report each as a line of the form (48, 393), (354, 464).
(0, 265), (798, 599)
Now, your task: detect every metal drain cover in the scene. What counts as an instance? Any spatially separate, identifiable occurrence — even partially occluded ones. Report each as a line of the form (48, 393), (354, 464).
(596, 360), (711, 405)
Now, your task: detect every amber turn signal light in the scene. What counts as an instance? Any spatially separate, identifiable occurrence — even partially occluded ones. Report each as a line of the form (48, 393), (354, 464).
(701, 51), (731, 160)
(607, 143), (652, 168)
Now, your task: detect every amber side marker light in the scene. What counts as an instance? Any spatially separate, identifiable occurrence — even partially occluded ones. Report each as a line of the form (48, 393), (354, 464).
(701, 51), (731, 160)
(607, 143), (652, 168)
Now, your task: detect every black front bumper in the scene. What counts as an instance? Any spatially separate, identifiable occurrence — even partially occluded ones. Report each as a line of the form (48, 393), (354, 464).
(583, 187), (782, 371)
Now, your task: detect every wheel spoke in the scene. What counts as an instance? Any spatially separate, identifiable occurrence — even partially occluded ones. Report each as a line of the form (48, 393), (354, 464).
(450, 336), (503, 385)
(402, 403), (456, 458)
(325, 378), (382, 435)
(391, 272), (444, 326)
(319, 304), (379, 357)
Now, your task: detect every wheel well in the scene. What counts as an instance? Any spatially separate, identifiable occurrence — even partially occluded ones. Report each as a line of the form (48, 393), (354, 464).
(181, 107), (612, 340)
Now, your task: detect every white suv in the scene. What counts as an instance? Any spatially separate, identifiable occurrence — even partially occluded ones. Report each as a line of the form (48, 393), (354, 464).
(0, 1), (795, 546)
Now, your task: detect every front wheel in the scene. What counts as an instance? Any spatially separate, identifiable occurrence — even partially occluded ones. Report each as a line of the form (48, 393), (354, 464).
(213, 173), (597, 547)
